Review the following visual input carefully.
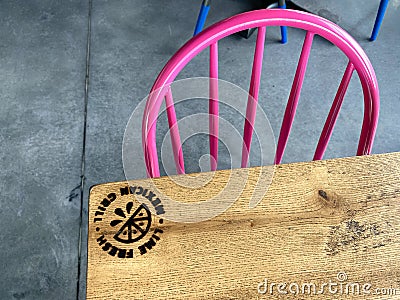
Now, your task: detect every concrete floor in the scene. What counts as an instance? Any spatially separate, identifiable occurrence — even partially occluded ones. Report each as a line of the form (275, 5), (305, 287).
(0, 0), (399, 299)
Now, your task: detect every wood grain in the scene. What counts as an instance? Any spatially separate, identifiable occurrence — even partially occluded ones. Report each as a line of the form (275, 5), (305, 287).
(87, 152), (400, 299)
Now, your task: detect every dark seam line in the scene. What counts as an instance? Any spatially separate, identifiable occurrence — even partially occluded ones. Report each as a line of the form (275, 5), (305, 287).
(77, 0), (92, 299)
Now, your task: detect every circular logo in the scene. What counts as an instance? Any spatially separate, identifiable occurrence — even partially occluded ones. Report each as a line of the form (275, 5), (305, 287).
(93, 188), (164, 258)
(111, 203), (152, 244)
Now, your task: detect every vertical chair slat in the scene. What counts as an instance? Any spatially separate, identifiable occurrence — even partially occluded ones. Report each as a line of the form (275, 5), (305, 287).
(314, 61), (355, 160)
(165, 87), (185, 174)
(209, 42), (219, 171)
(275, 31), (314, 164)
(144, 87), (167, 178)
(241, 26), (266, 168)
(144, 122), (159, 178)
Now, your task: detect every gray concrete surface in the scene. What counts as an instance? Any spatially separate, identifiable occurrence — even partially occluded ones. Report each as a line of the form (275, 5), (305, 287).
(0, 0), (88, 299)
(0, 0), (399, 299)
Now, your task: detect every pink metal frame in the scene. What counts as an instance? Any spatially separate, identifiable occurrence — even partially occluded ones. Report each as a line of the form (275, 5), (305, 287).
(142, 9), (380, 178)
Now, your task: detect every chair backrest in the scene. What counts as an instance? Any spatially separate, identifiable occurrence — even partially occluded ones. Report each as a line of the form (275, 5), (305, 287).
(142, 9), (379, 178)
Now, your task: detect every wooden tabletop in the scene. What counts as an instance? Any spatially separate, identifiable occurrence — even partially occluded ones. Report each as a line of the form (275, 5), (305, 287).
(87, 152), (400, 299)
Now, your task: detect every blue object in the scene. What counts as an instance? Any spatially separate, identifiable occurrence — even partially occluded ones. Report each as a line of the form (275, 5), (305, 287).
(193, 0), (288, 43)
(370, 0), (389, 41)
(194, 0), (211, 36)
(278, 2), (288, 44)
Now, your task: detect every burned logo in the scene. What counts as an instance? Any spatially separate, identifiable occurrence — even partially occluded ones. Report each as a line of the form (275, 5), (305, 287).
(93, 186), (165, 258)
(111, 203), (152, 244)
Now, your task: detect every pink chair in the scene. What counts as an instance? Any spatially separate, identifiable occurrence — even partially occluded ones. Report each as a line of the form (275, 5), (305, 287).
(142, 9), (379, 178)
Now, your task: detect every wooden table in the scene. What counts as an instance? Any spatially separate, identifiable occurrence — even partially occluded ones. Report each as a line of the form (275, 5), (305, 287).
(87, 152), (400, 299)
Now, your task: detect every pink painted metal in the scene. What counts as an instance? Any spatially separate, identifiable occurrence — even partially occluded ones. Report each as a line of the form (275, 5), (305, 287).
(314, 61), (355, 160)
(209, 42), (219, 171)
(142, 9), (379, 178)
(165, 87), (185, 174)
(242, 26), (266, 168)
(274, 31), (314, 164)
